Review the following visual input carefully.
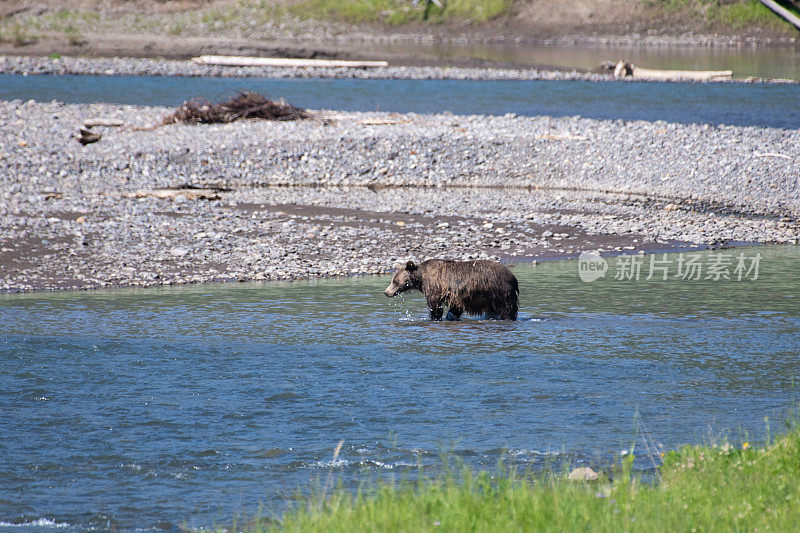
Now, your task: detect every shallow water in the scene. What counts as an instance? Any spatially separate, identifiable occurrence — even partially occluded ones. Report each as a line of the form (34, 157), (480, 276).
(383, 41), (800, 81)
(2, 74), (800, 128)
(1, 246), (799, 530)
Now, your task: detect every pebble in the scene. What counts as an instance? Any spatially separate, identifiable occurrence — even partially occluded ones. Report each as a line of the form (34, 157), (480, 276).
(568, 467), (599, 481)
(0, 99), (797, 292)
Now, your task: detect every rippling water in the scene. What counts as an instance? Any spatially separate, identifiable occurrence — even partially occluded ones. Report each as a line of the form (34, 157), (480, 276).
(1, 246), (799, 530)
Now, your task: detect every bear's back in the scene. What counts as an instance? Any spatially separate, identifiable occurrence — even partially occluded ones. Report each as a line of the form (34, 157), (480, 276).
(419, 259), (518, 319)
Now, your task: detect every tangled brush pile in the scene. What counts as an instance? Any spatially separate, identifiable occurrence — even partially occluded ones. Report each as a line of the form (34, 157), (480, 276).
(161, 91), (309, 125)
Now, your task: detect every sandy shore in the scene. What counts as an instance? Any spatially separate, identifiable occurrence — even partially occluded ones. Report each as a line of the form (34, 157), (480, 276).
(1, 99), (798, 292)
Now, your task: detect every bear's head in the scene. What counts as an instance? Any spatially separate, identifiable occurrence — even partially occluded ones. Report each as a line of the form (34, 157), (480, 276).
(384, 260), (420, 297)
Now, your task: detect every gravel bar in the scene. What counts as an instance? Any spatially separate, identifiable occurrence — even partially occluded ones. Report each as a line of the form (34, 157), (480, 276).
(1, 55), (794, 83)
(1, 99), (798, 292)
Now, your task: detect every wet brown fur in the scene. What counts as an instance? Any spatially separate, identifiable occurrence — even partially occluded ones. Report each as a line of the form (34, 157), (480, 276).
(161, 91), (309, 125)
(385, 259), (518, 321)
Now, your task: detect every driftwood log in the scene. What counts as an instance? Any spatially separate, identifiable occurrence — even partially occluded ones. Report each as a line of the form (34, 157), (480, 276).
(191, 55), (389, 68)
(123, 188), (225, 201)
(632, 67), (733, 82)
(610, 60), (733, 82)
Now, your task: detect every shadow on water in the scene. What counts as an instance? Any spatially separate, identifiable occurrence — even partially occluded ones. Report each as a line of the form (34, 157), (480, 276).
(0, 246), (798, 529)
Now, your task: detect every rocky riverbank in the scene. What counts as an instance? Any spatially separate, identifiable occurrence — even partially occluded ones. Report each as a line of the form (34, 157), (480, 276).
(1, 99), (798, 292)
(2, 55), (795, 83)
(0, 54), (607, 81)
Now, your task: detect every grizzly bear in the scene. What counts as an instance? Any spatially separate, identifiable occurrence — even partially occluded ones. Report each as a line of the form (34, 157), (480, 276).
(384, 259), (519, 321)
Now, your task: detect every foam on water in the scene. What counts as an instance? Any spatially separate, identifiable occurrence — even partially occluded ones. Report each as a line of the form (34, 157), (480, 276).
(309, 458), (418, 470)
(0, 519), (70, 528)
(389, 294), (418, 321)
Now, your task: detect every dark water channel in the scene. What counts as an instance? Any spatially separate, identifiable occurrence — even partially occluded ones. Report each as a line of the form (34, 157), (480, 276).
(2, 73), (800, 128)
(1, 246), (799, 530)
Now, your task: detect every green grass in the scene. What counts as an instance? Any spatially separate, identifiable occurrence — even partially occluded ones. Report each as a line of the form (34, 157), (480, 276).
(8, 22), (35, 46)
(1, 0), (795, 42)
(0, 8), (98, 43)
(63, 24), (82, 45)
(243, 422), (800, 531)
(712, 0), (800, 29)
(287, 0), (512, 25)
(168, 21), (186, 36)
(644, 0), (800, 30)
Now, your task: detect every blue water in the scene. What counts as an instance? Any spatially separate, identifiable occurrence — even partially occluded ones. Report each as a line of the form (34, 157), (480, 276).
(2, 74), (799, 128)
(1, 246), (799, 530)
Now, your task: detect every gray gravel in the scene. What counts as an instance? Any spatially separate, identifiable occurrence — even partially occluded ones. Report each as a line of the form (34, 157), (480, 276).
(1, 55), (792, 83)
(0, 54), (611, 81)
(1, 99), (798, 292)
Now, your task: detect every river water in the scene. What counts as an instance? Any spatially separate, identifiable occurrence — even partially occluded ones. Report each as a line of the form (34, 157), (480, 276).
(2, 73), (800, 128)
(384, 41), (800, 81)
(1, 245), (799, 530)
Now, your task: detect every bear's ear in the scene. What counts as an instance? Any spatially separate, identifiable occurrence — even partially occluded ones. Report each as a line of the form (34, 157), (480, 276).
(405, 260), (417, 271)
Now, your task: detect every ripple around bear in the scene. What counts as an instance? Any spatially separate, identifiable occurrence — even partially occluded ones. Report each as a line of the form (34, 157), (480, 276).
(384, 259), (519, 321)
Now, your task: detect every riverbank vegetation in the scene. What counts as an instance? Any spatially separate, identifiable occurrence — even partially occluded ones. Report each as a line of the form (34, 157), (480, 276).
(1, 0), (799, 49)
(286, 0), (800, 30)
(249, 423), (800, 531)
(648, 0), (800, 30)
(286, 0), (513, 25)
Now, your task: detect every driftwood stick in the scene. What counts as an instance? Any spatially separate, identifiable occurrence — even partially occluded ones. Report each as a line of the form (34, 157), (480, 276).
(754, 152), (792, 160)
(123, 189), (223, 201)
(191, 55), (389, 68)
(83, 118), (124, 128)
